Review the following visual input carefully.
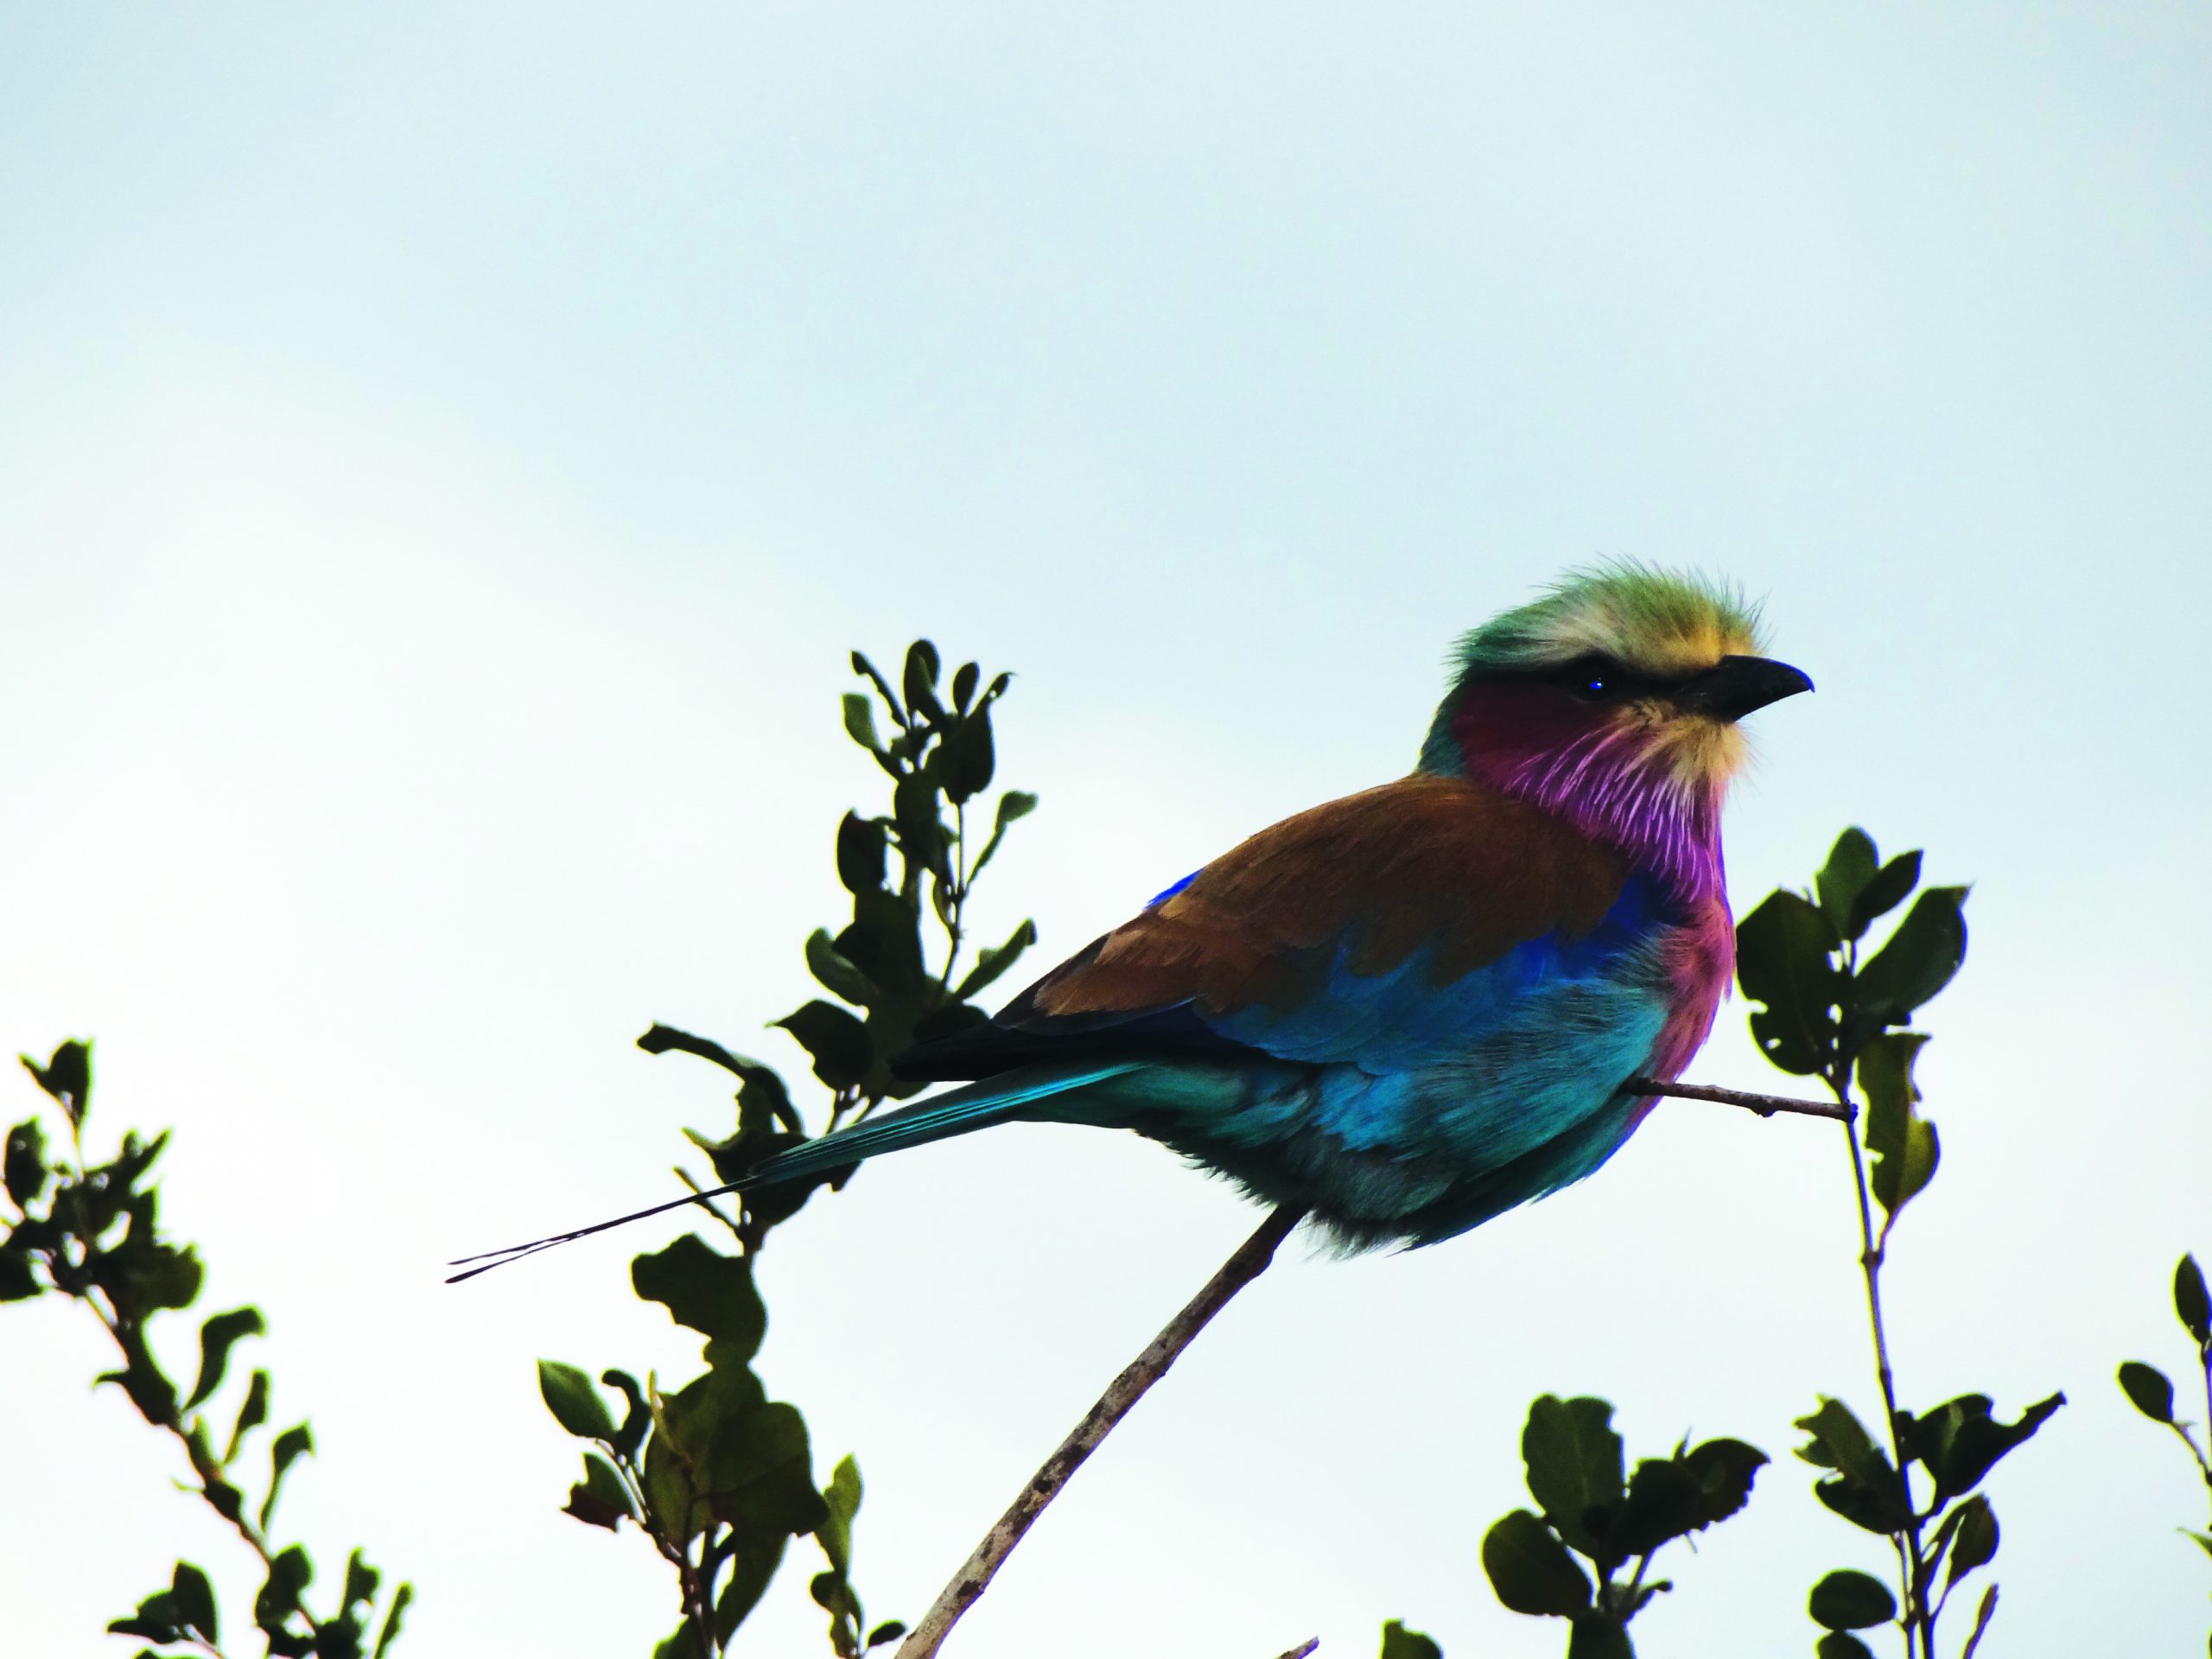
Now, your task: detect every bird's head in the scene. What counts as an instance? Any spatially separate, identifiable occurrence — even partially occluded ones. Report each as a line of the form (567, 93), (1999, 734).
(1420, 563), (1811, 896)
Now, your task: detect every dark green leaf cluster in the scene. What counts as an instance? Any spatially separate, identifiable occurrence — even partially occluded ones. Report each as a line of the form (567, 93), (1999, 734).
(1478, 1395), (1766, 1657)
(2115, 1252), (2212, 1611)
(547, 643), (1035, 1655)
(6, 1041), (411, 1659)
(1794, 1391), (2056, 1656)
(1738, 827), (1966, 1083)
(538, 1236), (861, 1655)
(783, 641), (1035, 1111)
(645, 641), (1037, 1254)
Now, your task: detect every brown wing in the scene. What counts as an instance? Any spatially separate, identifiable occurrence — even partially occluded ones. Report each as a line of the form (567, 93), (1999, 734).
(1020, 772), (1630, 1022)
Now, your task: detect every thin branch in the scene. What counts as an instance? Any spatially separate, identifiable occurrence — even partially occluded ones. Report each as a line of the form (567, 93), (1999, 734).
(893, 1206), (1306, 1659)
(1624, 1076), (1854, 1122)
(1275, 1643), (1320, 1659)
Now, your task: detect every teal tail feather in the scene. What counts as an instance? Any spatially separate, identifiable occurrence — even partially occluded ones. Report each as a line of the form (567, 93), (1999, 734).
(445, 1058), (1154, 1281)
(748, 1059), (1152, 1187)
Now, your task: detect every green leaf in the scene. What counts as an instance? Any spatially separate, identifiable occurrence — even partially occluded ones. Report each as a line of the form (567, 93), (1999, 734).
(850, 650), (907, 727)
(1680, 1437), (1769, 1526)
(902, 639), (944, 724)
(818, 1453), (861, 1576)
(4, 1116), (48, 1206)
(937, 704), (997, 803)
(341, 1549), (379, 1614)
(641, 1422), (700, 1544)
(714, 1535), (789, 1642)
(842, 693), (887, 757)
(226, 1370), (270, 1463)
(1482, 1509), (1593, 1617)
(103, 1236), (205, 1319)
(636, 1027), (798, 1119)
(2119, 1362), (2175, 1423)
(1814, 829), (1878, 934)
(810, 1566), (854, 1617)
(187, 1306), (265, 1409)
(1944, 1495), (1999, 1595)
(951, 660), (980, 711)
(1910, 1391), (2063, 1505)
(109, 1584), (188, 1643)
(804, 930), (878, 1008)
(2176, 1255), (2210, 1346)
(202, 1473), (246, 1526)
(1736, 890), (1840, 1075)
(1379, 1619), (1443, 1659)
(1874, 1119), (1939, 1218)
(1856, 1033), (1918, 1152)
(774, 1000), (874, 1092)
(374, 1583), (413, 1659)
(1850, 886), (1968, 1025)
(1794, 1398), (1886, 1484)
(1608, 1457), (1708, 1554)
(564, 1450), (637, 1530)
(1858, 1033), (1936, 1217)
(704, 1399), (831, 1535)
(835, 888), (928, 1003)
(22, 1039), (92, 1125)
(836, 813), (889, 894)
(601, 1368), (652, 1460)
(954, 919), (1038, 1002)
(168, 1561), (219, 1643)
(1815, 1636), (1876, 1659)
(1960, 1584), (1999, 1659)
(2183, 1529), (2212, 1562)
(632, 1235), (767, 1358)
(1795, 1398), (1911, 1535)
(1849, 852), (1922, 938)
(968, 789), (1039, 881)
(539, 1359), (620, 1440)
(891, 772), (950, 880)
(261, 1424), (314, 1532)
(866, 1622), (908, 1649)
(1808, 1569), (1896, 1630)
(1522, 1395), (1624, 1557)
(252, 1544), (314, 1633)
(1566, 1619), (1634, 1659)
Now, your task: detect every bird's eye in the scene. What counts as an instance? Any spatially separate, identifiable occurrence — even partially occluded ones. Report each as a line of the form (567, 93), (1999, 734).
(1582, 676), (1609, 696)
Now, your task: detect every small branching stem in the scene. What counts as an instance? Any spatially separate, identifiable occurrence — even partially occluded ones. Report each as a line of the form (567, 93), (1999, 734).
(894, 1205), (1306, 1659)
(1624, 1076), (1854, 1122)
(1828, 1069), (1928, 1658)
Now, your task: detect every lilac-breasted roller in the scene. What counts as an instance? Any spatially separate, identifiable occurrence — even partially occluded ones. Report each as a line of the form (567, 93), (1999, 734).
(713, 564), (1811, 1250)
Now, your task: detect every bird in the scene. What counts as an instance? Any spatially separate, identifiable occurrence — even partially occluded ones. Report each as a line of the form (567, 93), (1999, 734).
(453, 563), (1810, 1278)
(719, 563), (1809, 1250)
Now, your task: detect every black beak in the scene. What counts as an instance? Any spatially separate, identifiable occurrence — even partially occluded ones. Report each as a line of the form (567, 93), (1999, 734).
(1675, 654), (1815, 721)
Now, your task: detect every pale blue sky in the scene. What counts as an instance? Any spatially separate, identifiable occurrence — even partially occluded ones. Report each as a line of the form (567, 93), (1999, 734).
(4, 5), (2209, 1656)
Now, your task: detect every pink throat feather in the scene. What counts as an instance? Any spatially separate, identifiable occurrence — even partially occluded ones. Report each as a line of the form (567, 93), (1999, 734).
(1452, 693), (1728, 906)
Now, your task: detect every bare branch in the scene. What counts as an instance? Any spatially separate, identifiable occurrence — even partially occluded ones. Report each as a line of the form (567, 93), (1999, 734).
(1625, 1075), (1853, 1122)
(894, 1206), (1306, 1659)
